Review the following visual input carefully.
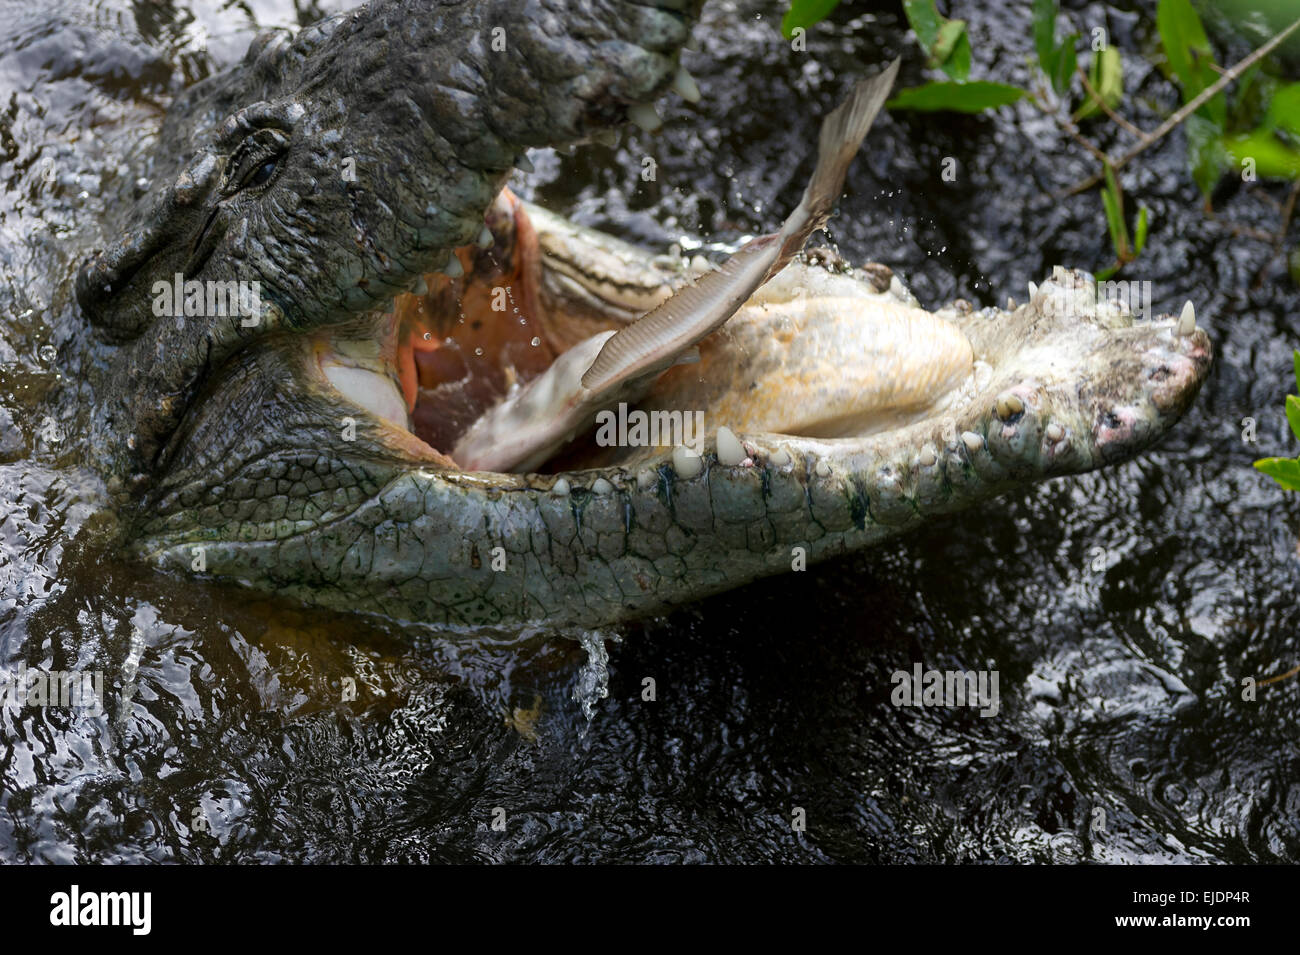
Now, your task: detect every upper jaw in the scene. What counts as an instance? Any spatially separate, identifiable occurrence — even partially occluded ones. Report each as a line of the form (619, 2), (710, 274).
(78, 0), (704, 486)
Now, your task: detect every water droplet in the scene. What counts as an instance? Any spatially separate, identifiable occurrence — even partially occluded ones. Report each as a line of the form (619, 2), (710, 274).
(474, 347), (483, 357)
(530, 336), (540, 347)
(38, 344), (56, 363)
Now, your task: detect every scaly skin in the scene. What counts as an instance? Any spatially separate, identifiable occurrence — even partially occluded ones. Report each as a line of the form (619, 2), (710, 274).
(65, 0), (1211, 629)
(129, 248), (1211, 627)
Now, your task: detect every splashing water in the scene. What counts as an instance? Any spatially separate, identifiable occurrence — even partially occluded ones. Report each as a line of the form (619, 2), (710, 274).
(571, 629), (620, 721)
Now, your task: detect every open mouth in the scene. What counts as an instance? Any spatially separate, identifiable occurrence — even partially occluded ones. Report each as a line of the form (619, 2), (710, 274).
(314, 190), (585, 467)
(310, 191), (974, 476)
(307, 190), (1212, 483)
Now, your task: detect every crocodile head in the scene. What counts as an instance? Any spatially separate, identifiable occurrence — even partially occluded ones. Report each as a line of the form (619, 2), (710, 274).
(74, 0), (1211, 630)
(76, 0), (697, 474)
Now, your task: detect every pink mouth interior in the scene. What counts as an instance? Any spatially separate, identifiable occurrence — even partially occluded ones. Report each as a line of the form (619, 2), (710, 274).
(392, 193), (561, 455)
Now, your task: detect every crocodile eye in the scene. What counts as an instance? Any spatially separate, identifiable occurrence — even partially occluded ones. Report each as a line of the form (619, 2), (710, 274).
(247, 159), (277, 188)
(224, 127), (290, 195)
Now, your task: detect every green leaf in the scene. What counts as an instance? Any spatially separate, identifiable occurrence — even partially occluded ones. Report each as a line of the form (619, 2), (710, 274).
(1287, 394), (1300, 444)
(1101, 165), (1130, 258)
(1156, 0), (1225, 125)
(942, 26), (972, 81)
(1293, 350), (1300, 396)
(1049, 34), (1078, 96)
(1221, 130), (1300, 180)
(903, 1), (970, 80)
(1186, 113), (1229, 196)
(1232, 63), (1268, 121)
(1033, 0), (1059, 73)
(1076, 45), (1123, 120)
(1157, 0), (1209, 89)
(932, 19), (965, 64)
(903, 0), (942, 49)
(1102, 166), (1133, 257)
(781, 0), (842, 39)
(1267, 83), (1300, 137)
(1254, 456), (1300, 491)
(1133, 204), (1150, 255)
(886, 81), (1026, 112)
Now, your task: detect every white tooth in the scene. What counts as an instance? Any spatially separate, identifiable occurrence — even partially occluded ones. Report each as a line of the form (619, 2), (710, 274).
(412, 275), (428, 296)
(1027, 281), (1038, 301)
(321, 360), (409, 430)
(628, 103), (662, 132)
(671, 65), (701, 103)
(919, 446), (936, 468)
(442, 255), (464, 278)
(515, 153), (535, 173)
(636, 468), (657, 490)
(814, 460), (831, 478)
(769, 449), (791, 467)
(477, 225), (494, 248)
(1046, 423), (1065, 442)
(996, 392), (1024, 419)
(552, 477), (570, 497)
(716, 426), (745, 466)
(1007, 296), (1017, 310)
(1177, 300), (1196, 336)
(592, 477), (613, 494)
(672, 444), (703, 478)
(962, 431), (984, 453)
(689, 255), (712, 274)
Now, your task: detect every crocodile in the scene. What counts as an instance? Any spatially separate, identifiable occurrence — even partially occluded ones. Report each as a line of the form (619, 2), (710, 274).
(46, 0), (1209, 630)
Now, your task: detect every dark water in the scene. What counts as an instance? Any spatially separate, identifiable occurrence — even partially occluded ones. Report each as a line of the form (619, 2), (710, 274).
(1, 0), (1297, 863)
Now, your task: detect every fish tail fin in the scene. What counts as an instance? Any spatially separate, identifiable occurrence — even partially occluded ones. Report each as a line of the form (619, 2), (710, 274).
(776, 58), (900, 264)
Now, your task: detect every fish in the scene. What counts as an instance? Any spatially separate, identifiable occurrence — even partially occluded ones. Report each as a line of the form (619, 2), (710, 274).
(451, 59), (902, 473)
